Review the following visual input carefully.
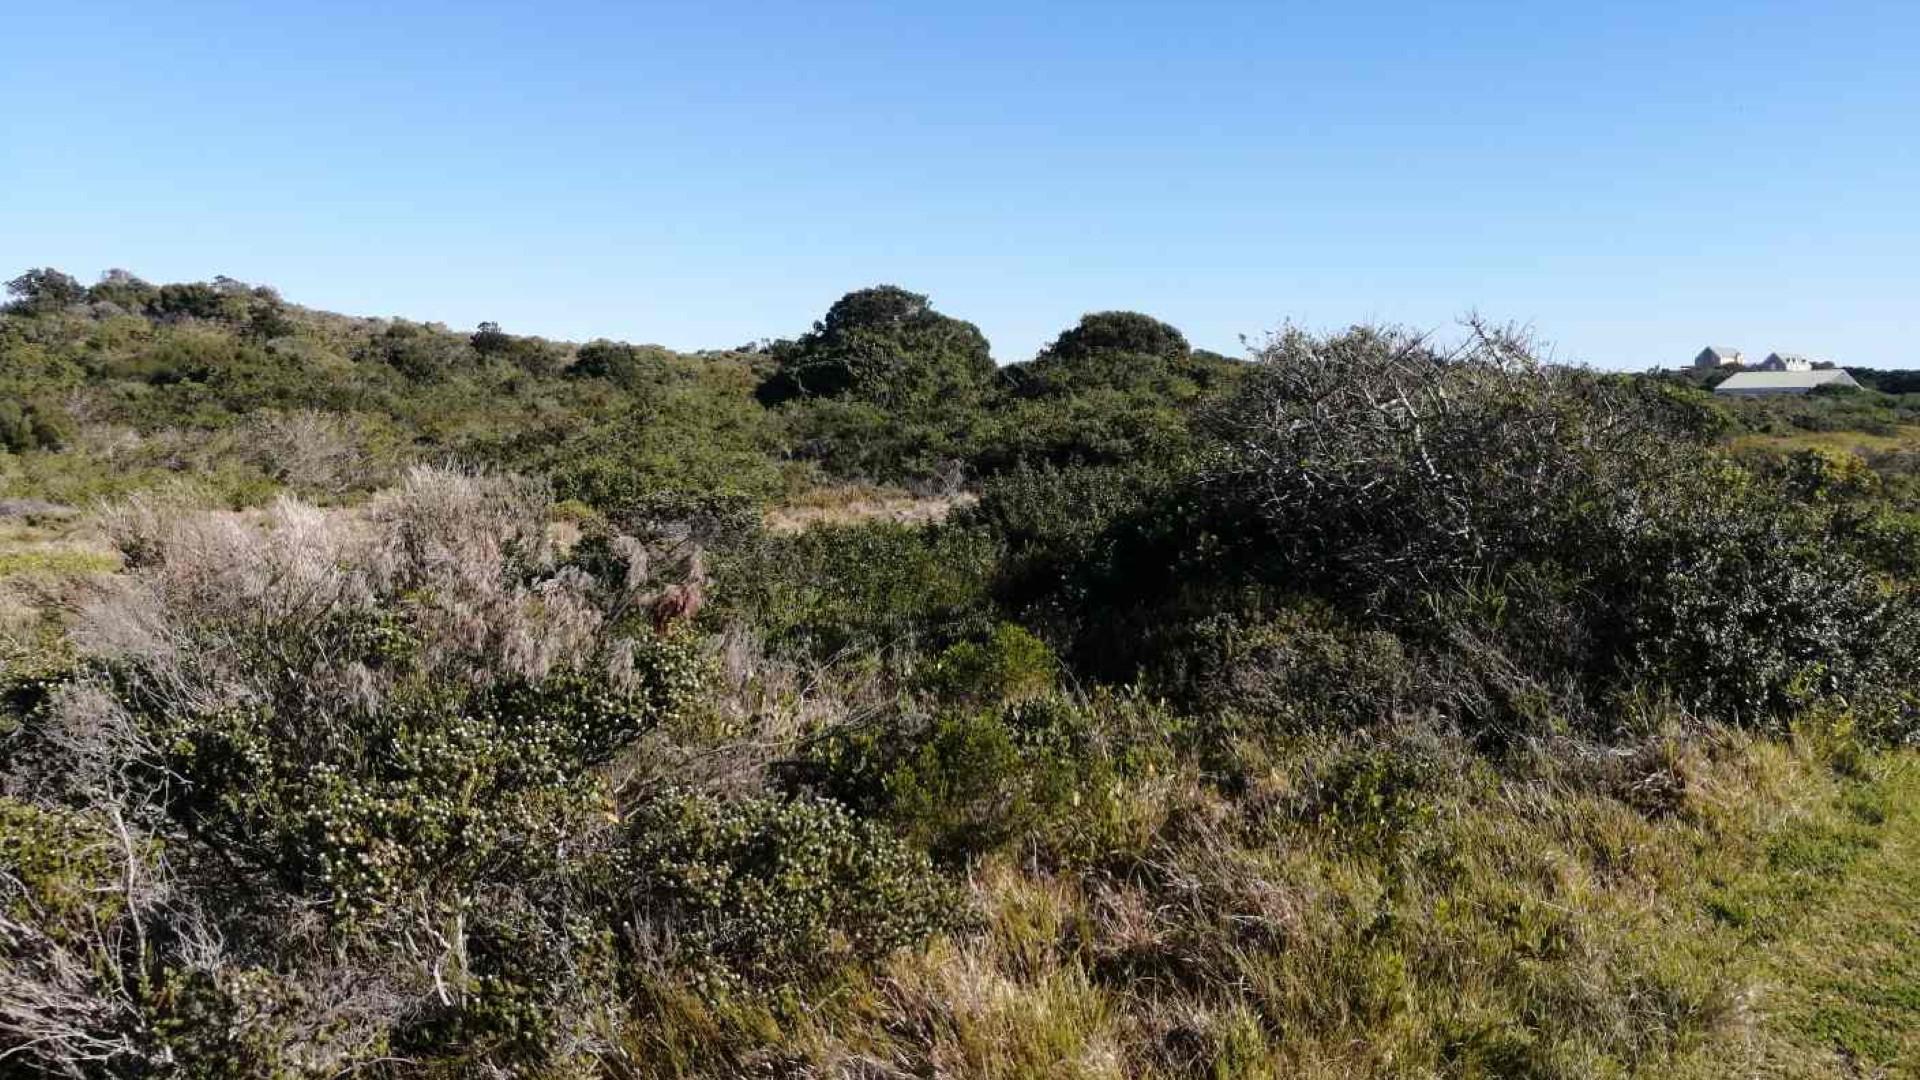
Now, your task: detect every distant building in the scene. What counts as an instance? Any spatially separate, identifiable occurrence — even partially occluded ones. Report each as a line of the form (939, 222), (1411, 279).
(1757, 352), (1817, 372)
(1693, 345), (1743, 368)
(1714, 369), (1860, 396)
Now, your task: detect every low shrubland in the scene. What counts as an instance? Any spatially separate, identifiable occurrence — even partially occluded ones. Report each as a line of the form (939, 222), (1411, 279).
(3, 272), (1918, 1076)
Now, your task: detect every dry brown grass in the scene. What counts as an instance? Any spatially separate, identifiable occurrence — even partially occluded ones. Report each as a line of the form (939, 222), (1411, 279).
(0, 515), (121, 641)
(766, 486), (978, 534)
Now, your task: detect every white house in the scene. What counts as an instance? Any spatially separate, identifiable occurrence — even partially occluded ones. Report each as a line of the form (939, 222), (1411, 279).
(1714, 369), (1860, 396)
(1757, 352), (1817, 372)
(1693, 345), (1743, 368)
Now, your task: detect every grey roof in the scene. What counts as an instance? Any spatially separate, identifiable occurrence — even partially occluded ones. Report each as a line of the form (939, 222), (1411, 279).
(1701, 345), (1741, 359)
(1765, 352), (1816, 364)
(1715, 370), (1860, 393)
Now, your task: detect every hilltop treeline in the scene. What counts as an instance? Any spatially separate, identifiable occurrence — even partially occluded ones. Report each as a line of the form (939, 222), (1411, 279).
(0, 268), (1244, 509)
(3, 269), (1919, 1076)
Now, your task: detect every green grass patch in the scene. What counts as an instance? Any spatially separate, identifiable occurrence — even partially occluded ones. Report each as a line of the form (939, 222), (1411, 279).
(1682, 758), (1920, 1078)
(0, 547), (120, 579)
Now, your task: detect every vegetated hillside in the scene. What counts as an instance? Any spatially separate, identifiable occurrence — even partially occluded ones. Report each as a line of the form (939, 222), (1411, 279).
(2, 269), (1917, 1078)
(0, 270), (1245, 513)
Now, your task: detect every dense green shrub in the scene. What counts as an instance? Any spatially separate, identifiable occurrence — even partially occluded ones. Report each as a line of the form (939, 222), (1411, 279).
(613, 790), (957, 984)
(4, 268), (86, 314)
(780, 395), (980, 483)
(1185, 607), (1418, 735)
(793, 694), (1152, 864)
(570, 338), (672, 389)
(369, 318), (471, 379)
(960, 459), (1245, 681)
(972, 312), (1243, 473)
(757, 285), (993, 411)
(987, 325), (1920, 741)
(543, 373), (791, 507)
(0, 798), (132, 947)
(1001, 311), (1193, 401)
(1623, 501), (1920, 730)
(1303, 745), (1448, 862)
(971, 389), (1197, 472)
(915, 622), (1058, 704)
(710, 521), (996, 662)
(0, 399), (69, 452)
(151, 660), (699, 916)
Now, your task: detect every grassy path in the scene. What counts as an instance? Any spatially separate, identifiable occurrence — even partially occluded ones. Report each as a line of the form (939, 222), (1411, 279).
(1688, 759), (1920, 1078)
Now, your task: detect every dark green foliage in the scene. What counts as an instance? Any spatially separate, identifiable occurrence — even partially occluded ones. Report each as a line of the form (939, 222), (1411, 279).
(753, 285), (1001, 483)
(1309, 744), (1445, 854)
(710, 521), (997, 662)
(151, 659), (699, 916)
(152, 281), (232, 320)
(614, 790), (957, 983)
(972, 388), (1199, 472)
(978, 325), (1920, 742)
(543, 392), (790, 508)
(370, 318), (470, 379)
(758, 286), (994, 411)
(1043, 310), (1190, 364)
(470, 321), (567, 375)
(1850, 367), (1920, 396)
(0, 798), (130, 946)
(142, 968), (304, 1080)
(1004, 310), (1192, 400)
(779, 395), (981, 482)
(794, 696), (1128, 864)
(1625, 502), (1919, 729)
(86, 268), (159, 310)
(1713, 378), (1920, 439)
(916, 622), (1058, 704)
(978, 312), (1242, 473)
(0, 269), (807, 506)
(1185, 608), (1417, 735)
(960, 459), (1230, 681)
(0, 398), (70, 452)
(571, 338), (672, 389)
(1770, 446), (1883, 504)
(469, 320), (513, 356)
(5, 268), (86, 314)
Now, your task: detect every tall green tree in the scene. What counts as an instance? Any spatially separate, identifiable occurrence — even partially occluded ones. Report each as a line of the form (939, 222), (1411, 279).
(1002, 311), (1193, 399)
(758, 286), (994, 410)
(4, 268), (86, 314)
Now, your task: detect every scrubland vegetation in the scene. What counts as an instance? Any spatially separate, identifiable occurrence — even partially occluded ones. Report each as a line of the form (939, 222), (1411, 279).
(2, 267), (1917, 1077)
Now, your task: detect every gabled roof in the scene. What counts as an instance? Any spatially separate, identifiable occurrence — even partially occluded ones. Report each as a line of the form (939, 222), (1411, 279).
(1765, 352), (1816, 364)
(1700, 345), (1741, 359)
(1715, 370), (1859, 392)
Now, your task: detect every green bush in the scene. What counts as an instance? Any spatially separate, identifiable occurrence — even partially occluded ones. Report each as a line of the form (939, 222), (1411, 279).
(757, 285), (993, 412)
(570, 338), (673, 390)
(1309, 745), (1446, 856)
(796, 695), (1139, 864)
(613, 790), (957, 984)
(1623, 502), (1920, 729)
(0, 399), (71, 452)
(1004, 324), (1920, 740)
(710, 521), (996, 662)
(151, 658), (699, 917)
(915, 622), (1058, 705)
(0, 798), (132, 947)
(1185, 607), (1417, 736)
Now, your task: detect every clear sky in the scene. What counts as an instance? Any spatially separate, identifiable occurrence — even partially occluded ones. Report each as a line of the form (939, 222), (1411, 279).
(4, 1), (1917, 367)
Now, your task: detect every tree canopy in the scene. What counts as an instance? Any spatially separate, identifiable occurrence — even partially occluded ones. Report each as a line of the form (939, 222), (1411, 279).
(758, 285), (994, 409)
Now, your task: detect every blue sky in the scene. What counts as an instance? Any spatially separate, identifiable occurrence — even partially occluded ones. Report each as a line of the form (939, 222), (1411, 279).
(4, 1), (1917, 367)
